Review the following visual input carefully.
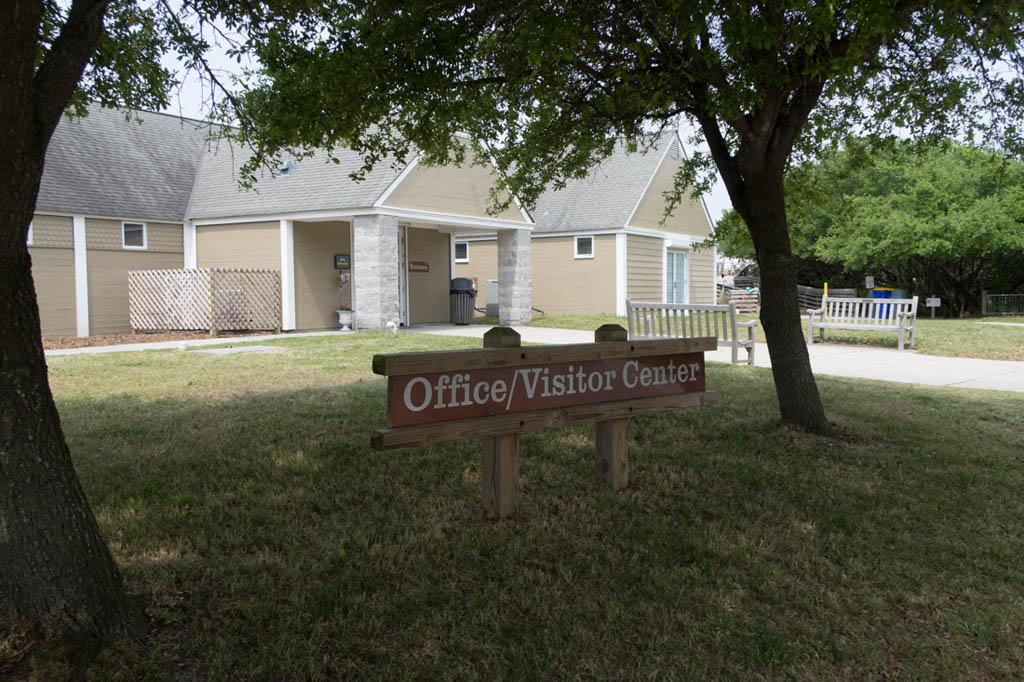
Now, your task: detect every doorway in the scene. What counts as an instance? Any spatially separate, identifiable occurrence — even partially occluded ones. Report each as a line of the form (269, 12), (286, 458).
(666, 249), (689, 304)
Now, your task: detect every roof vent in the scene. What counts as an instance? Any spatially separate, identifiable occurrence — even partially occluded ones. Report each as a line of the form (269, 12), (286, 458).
(278, 160), (295, 176)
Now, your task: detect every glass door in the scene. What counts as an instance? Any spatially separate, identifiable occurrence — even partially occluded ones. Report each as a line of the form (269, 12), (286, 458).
(666, 249), (689, 304)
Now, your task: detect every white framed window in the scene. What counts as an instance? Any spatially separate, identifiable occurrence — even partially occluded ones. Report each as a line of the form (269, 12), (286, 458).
(574, 235), (594, 259)
(122, 221), (147, 249)
(454, 241), (469, 263)
(26, 221), (33, 246)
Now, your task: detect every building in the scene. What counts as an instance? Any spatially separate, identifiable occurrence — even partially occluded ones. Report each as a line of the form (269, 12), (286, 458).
(29, 105), (532, 336)
(454, 130), (716, 316)
(29, 107), (712, 337)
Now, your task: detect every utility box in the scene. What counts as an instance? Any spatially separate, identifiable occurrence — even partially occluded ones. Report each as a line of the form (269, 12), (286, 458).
(485, 279), (499, 317)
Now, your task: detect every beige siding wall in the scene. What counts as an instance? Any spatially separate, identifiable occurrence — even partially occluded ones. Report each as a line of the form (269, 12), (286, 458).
(85, 218), (183, 252)
(629, 155), (711, 238)
(29, 247), (76, 336)
(31, 214), (73, 248)
(88, 250), (185, 334)
(627, 234), (663, 303)
(454, 239), (498, 310)
(196, 222), (281, 270)
(293, 221), (351, 330)
(689, 246), (715, 304)
(531, 235), (617, 314)
(456, 234), (617, 315)
(406, 228), (452, 324)
(385, 147), (523, 222)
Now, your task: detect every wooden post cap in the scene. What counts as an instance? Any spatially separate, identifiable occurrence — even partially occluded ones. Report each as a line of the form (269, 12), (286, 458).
(483, 327), (522, 348)
(594, 324), (628, 342)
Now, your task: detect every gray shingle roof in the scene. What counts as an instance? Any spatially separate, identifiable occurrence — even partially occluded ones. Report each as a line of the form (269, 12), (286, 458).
(186, 141), (404, 220)
(36, 104), (210, 222)
(531, 130), (677, 233)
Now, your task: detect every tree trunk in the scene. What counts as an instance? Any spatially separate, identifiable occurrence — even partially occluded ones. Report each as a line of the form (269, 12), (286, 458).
(1, 4), (145, 675)
(742, 171), (829, 433)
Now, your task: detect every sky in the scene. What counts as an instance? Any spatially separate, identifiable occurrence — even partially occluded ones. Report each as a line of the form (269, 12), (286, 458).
(159, 46), (734, 225)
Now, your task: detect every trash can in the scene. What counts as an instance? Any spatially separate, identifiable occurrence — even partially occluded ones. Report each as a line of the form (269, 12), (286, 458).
(873, 287), (894, 318)
(450, 277), (476, 325)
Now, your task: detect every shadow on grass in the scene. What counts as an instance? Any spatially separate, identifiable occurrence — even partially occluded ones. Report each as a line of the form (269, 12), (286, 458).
(63, 366), (1024, 681)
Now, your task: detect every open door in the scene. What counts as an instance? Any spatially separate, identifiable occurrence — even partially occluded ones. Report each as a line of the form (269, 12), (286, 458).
(398, 224), (410, 326)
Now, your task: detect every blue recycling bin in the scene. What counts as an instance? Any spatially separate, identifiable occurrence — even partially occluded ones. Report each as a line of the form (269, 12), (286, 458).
(873, 287), (894, 318)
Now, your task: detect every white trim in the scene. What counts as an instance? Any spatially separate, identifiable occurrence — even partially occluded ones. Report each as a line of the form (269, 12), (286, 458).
(279, 219), (296, 330)
(192, 206), (533, 231)
(26, 221), (33, 246)
(73, 216), (89, 337)
(623, 134), (675, 229)
(398, 224), (410, 326)
(184, 223), (197, 268)
(573, 235), (595, 259)
(661, 239), (669, 303)
(373, 155), (422, 207)
(449, 234), (457, 276)
(454, 227), (705, 242)
(615, 233), (627, 316)
(454, 240), (469, 263)
(33, 210), (187, 224)
(121, 221), (148, 250)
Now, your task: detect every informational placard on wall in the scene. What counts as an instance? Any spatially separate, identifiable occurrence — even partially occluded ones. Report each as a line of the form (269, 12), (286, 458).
(408, 260), (429, 273)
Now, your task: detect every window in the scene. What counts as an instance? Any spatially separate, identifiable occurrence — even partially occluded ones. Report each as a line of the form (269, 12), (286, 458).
(454, 241), (469, 263)
(122, 222), (147, 249)
(574, 235), (594, 259)
(26, 221), (33, 246)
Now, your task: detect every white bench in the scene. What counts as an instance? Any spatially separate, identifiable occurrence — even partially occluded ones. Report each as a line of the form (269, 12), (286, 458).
(626, 300), (758, 365)
(807, 295), (919, 350)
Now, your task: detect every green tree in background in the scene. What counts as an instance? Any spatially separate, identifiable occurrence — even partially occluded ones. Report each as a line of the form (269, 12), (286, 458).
(225, 0), (1024, 433)
(715, 140), (1024, 314)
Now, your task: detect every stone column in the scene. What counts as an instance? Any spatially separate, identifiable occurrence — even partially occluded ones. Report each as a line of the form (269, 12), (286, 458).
(353, 214), (400, 331)
(497, 228), (531, 325)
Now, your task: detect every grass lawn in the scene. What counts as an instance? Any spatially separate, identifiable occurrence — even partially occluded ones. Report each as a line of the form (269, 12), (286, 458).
(46, 334), (1024, 680)
(515, 312), (1024, 362)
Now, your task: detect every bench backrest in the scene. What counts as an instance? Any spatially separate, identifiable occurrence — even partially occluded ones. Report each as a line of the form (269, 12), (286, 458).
(821, 295), (918, 324)
(626, 301), (738, 342)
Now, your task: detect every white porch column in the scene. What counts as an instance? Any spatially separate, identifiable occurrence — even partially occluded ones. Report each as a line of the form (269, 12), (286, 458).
(280, 219), (296, 330)
(72, 215), (89, 337)
(183, 223), (197, 269)
(497, 228), (531, 325)
(353, 214), (400, 331)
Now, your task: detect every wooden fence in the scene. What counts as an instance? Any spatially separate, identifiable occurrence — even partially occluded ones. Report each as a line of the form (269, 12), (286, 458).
(129, 268), (281, 334)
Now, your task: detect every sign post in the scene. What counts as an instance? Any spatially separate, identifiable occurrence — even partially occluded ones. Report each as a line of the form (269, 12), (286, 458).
(594, 324), (629, 490)
(481, 327), (522, 518)
(371, 326), (719, 518)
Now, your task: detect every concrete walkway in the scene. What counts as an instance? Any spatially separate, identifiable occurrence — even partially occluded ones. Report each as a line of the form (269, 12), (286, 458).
(415, 324), (1024, 394)
(45, 323), (1024, 394)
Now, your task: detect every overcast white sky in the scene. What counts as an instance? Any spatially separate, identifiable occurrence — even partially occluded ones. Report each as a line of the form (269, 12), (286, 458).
(159, 50), (733, 225)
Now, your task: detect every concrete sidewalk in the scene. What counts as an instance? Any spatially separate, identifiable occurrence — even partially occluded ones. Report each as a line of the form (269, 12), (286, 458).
(415, 324), (1024, 394)
(44, 323), (1024, 394)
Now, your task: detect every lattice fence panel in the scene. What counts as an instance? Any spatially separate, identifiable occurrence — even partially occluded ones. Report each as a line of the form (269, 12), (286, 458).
(129, 268), (280, 332)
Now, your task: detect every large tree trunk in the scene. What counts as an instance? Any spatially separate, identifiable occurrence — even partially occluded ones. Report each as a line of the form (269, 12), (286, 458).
(742, 170), (829, 433)
(1, 3), (145, 679)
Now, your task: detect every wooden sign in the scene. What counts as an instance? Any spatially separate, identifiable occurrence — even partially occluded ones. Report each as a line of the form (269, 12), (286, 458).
(388, 353), (705, 428)
(372, 326), (719, 518)
(408, 260), (429, 273)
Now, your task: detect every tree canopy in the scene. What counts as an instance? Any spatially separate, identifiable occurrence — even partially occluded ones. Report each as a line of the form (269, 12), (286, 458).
(220, 0), (1024, 431)
(715, 139), (1024, 313)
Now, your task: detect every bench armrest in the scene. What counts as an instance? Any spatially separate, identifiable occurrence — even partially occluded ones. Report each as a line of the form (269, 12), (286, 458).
(736, 320), (759, 328)
(807, 307), (824, 316)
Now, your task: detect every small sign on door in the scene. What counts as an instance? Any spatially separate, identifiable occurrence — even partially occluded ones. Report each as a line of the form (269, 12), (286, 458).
(408, 261), (429, 273)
